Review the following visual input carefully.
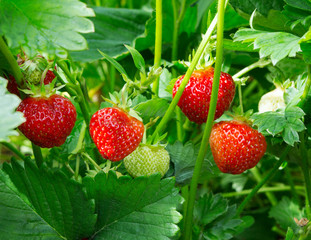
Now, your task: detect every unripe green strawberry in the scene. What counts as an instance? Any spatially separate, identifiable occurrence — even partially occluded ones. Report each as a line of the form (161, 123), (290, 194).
(209, 120), (267, 174)
(124, 144), (170, 177)
(258, 88), (285, 113)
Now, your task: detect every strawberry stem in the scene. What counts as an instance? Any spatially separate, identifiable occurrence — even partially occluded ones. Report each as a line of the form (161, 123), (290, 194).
(298, 65), (311, 219)
(32, 143), (43, 167)
(232, 58), (271, 80)
(299, 132), (311, 219)
(82, 153), (102, 172)
(222, 185), (305, 198)
(250, 167), (277, 206)
(150, 4), (222, 144)
(183, 0), (227, 239)
(0, 37), (25, 97)
(236, 145), (291, 216)
(152, 0), (163, 97)
(75, 156), (80, 180)
(237, 82), (244, 115)
(1, 142), (27, 161)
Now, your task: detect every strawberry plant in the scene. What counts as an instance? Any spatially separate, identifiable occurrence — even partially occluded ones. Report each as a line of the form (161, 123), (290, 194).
(2, 0), (311, 239)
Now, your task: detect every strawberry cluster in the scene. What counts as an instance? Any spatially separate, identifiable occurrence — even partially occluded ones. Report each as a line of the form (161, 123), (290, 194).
(173, 67), (267, 174)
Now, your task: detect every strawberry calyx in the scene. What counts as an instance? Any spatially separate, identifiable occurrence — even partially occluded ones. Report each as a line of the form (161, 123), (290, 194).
(102, 88), (143, 122)
(225, 109), (254, 126)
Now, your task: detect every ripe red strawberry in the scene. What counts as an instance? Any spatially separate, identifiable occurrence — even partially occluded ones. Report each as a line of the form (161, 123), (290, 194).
(17, 94), (77, 148)
(172, 67), (235, 124)
(209, 121), (267, 174)
(89, 107), (144, 161)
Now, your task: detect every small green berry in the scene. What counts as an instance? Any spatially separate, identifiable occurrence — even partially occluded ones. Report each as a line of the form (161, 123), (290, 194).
(124, 144), (170, 178)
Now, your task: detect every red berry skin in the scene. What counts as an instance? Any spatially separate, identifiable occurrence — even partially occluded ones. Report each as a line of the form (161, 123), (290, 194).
(89, 107), (144, 162)
(43, 70), (56, 85)
(7, 75), (20, 96)
(209, 121), (267, 174)
(172, 67), (235, 124)
(17, 94), (77, 148)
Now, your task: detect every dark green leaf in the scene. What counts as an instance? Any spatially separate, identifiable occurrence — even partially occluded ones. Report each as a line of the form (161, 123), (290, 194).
(98, 50), (128, 77)
(0, 77), (25, 142)
(124, 45), (146, 75)
(135, 98), (170, 123)
(283, 0), (311, 29)
(301, 42), (311, 64)
(194, 193), (250, 240)
(223, 39), (258, 53)
(234, 29), (301, 65)
(83, 171), (182, 240)
(204, 205), (244, 240)
(223, 5), (249, 30)
(0, 169), (63, 239)
(285, 227), (295, 240)
(230, 0), (285, 16)
(71, 7), (150, 62)
(194, 193), (228, 225)
(3, 159), (96, 240)
(158, 68), (173, 100)
(252, 111), (287, 135)
(269, 197), (305, 234)
(285, 106), (305, 119)
(282, 127), (300, 145)
(135, 1), (174, 51)
(167, 141), (217, 185)
(0, 0), (94, 58)
(252, 105), (306, 145)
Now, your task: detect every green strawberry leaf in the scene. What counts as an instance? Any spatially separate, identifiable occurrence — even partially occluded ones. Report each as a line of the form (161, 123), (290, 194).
(252, 106), (306, 146)
(194, 193), (228, 225)
(233, 29), (301, 65)
(300, 42), (311, 64)
(223, 39), (258, 53)
(221, 174), (248, 192)
(194, 192), (253, 240)
(83, 171), (182, 240)
(283, 0), (311, 29)
(124, 45), (146, 75)
(0, 169), (64, 239)
(2, 158), (96, 240)
(134, 98), (170, 123)
(269, 197), (305, 234)
(158, 68), (173, 100)
(0, 0), (94, 58)
(167, 141), (218, 186)
(0, 77), (25, 142)
(230, 0), (285, 16)
(98, 50), (128, 78)
(71, 7), (150, 62)
(285, 228), (295, 240)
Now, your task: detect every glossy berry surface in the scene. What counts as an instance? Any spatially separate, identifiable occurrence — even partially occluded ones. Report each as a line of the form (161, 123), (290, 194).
(17, 94), (77, 148)
(209, 121), (267, 174)
(124, 144), (170, 177)
(89, 107), (144, 161)
(172, 67), (235, 124)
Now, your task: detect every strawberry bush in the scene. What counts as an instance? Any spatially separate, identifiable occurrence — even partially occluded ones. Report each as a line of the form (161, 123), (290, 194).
(1, 0), (311, 239)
